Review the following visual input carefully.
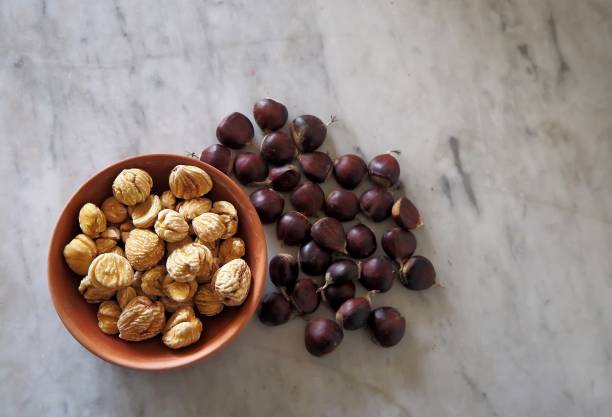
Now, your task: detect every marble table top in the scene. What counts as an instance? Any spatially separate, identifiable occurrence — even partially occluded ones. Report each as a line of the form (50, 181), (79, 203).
(1, 0), (611, 416)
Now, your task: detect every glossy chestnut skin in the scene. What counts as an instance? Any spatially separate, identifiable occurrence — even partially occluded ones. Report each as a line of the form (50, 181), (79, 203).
(199, 144), (233, 175)
(368, 153), (400, 187)
(250, 188), (284, 224)
(359, 256), (396, 292)
(253, 98), (288, 131)
(325, 189), (359, 221)
(290, 181), (324, 217)
(392, 197), (423, 230)
(345, 224), (377, 259)
(216, 112), (254, 149)
(269, 254), (299, 290)
(336, 297), (371, 330)
(305, 318), (343, 357)
(291, 278), (320, 314)
(399, 255), (436, 290)
(290, 115), (327, 152)
(298, 152), (332, 183)
(234, 152), (269, 185)
(268, 164), (301, 192)
(298, 241), (331, 276)
(311, 217), (346, 254)
(259, 292), (293, 326)
(321, 280), (355, 310)
(276, 211), (311, 245)
(260, 131), (296, 165)
(325, 259), (359, 285)
(360, 188), (394, 222)
(381, 227), (417, 262)
(333, 154), (368, 190)
(368, 307), (405, 347)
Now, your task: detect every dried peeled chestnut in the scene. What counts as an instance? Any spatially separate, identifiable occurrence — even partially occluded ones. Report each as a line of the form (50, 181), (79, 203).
(234, 152), (269, 185)
(399, 255), (436, 290)
(359, 256), (396, 292)
(298, 152), (332, 183)
(311, 217), (346, 254)
(250, 188), (284, 224)
(298, 241), (331, 276)
(336, 295), (373, 330)
(392, 197), (422, 230)
(260, 132), (296, 165)
(368, 153), (400, 187)
(325, 189), (359, 221)
(333, 154), (368, 189)
(360, 188), (394, 222)
(381, 227), (417, 262)
(277, 211), (311, 245)
(200, 144), (233, 175)
(346, 224), (377, 259)
(268, 164), (301, 192)
(216, 112), (254, 149)
(321, 280), (355, 311)
(290, 115), (327, 152)
(368, 306), (405, 347)
(291, 278), (320, 314)
(305, 318), (343, 357)
(259, 292), (293, 326)
(253, 98), (288, 131)
(269, 253), (299, 291)
(324, 259), (359, 286)
(290, 181), (324, 217)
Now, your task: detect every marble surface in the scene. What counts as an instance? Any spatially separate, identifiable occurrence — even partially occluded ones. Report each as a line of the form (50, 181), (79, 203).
(1, 0), (611, 416)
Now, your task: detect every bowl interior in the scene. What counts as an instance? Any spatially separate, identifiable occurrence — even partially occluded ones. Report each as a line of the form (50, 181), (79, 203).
(48, 154), (266, 370)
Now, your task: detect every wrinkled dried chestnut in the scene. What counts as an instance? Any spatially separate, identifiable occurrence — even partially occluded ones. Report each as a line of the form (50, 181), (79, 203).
(325, 189), (359, 221)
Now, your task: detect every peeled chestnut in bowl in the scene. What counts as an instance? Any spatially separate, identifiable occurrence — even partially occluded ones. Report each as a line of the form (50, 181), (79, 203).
(368, 306), (405, 347)
(346, 224), (377, 259)
(260, 131), (296, 166)
(277, 211), (311, 245)
(253, 98), (288, 131)
(290, 115), (327, 152)
(298, 241), (331, 276)
(298, 152), (332, 183)
(250, 188), (284, 224)
(325, 189), (359, 221)
(259, 292), (293, 326)
(269, 253), (298, 291)
(305, 318), (343, 357)
(268, 164), (301, 192)
(216, 112), (254, 149)
(200, 144), (233, 175)
(381, 227), (416, 262)
(290, 278), (320, 314)
(359, 256), (396, 292)
(399, 255), (436, 290)
(360, 188), (394, 222)
(321, 280), (355, 310)
(333, 154), (367, 190)
(234, 152), (269, 185)
(290, 181), (324, 217)
(368, 153), (400, 187)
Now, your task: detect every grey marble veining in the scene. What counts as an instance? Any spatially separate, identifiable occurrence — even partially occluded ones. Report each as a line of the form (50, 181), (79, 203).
(1, 0), (611, 416)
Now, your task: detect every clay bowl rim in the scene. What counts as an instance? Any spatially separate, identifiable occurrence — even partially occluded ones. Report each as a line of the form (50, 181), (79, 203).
(47, 153), (267, 371)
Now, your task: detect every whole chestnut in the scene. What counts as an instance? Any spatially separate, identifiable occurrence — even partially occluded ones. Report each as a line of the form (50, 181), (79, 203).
(345, 224), (377, 259)
(333, 154), (368, 189)
(259, 292), (293, 326)
(298, 241), (331, 276)
(368, 306), (405, 347)
(321, 280), (355, 310)
(298, 152), (332, 183)
(381, 227), (416, 262)
(268, 164), (301, 192)
(359, 256), (396, 292)
(253, 98), (288, 131)
(269, 253), (298, 291)
(325, 189), (359, 221)
(290, 115), (327, 152)
(360, 188), (394, 222)
(399, 255), (436, 290)
(200, 144), (233, 175)
(311, 217), (346, 254)
(305, 318), (343, 357)
(291, 278), (320, 314)
(290, 181), (324, 217)
(216, 112), (254, 149)
(368, 153), (400, 187)
(277, 211), (311, 245)
(336, 296), (372, 330)
(392, 197), (423, 230)
(260, 132), (296, 165)
(250, 188), (284, 224)
(234, 152), (269, 185)
(324, 259), (359, 286)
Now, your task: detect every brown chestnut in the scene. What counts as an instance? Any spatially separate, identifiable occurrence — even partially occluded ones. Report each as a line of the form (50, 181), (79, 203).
(298, 241), (331, 276)
(298, 152), (332, 183)
(345, 224), (377, 259)
(268, 164), (301, 192)
(250, 188), (284, 223)
(321, 280), (355, 311)
(368, 307), (405, 347)
(324, 259), (359, 286)
(216, 112), (254, 149)
(360, 188), (394, 222)
(392, 197), (423, 230)
(291, 278), (320, 314)
(253, 98), (288, 131)
(269, 254), (298, 290)
(259, 292), (293, 326)
(311, 217), (346, 254)
(234, 152), (269, 185)
(200, 144), (233, 175)
(368, 153), (400, 187)
(290, 115), (327, 152)
(290, 181), (324, 217)
(276, 211), (311, 246)
(333, 154), (368, 189)
(399, 255), (436, 290)
(260, 131), (296, 165)
(325, 189), (359, 221)
(305, 318), (343, 357)
(336, 296), (372, 330)
(381, 227), (416, 262)
(359, 256), (395, 292)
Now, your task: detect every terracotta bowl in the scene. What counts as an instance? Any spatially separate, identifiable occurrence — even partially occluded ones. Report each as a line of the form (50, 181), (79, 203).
(47, 154), (266, 371)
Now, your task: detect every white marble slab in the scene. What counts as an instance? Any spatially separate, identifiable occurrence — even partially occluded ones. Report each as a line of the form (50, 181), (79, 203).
(1, 0), (611, 416)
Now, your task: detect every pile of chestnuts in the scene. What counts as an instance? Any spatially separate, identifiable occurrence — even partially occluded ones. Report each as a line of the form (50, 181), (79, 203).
(198, 98), (437, 357)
